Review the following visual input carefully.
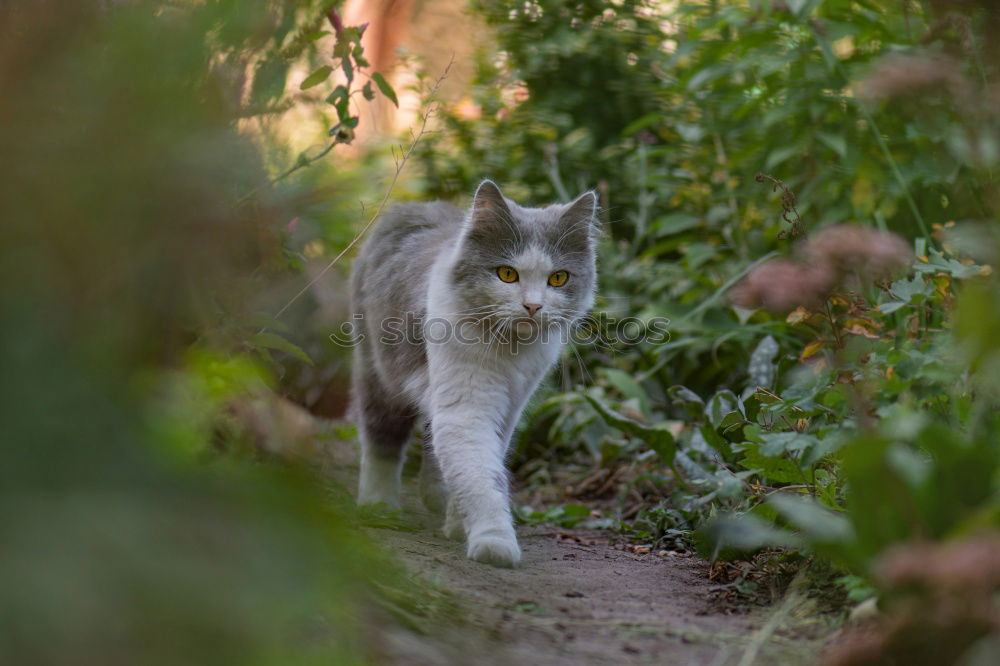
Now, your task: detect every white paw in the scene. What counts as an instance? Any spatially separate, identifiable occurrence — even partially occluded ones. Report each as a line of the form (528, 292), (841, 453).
(467, 530), (521, 568)
(357, 485), (400, 510)
(358, 456), (401, 509)
(357, 495), (401, 511)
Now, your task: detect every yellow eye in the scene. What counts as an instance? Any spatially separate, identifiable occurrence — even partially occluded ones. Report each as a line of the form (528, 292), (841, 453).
(548, 270), (569, 287)
(497, 265), (519, 283)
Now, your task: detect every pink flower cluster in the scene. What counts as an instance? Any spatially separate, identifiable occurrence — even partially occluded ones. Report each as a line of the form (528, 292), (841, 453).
(730, 225), (912, 313)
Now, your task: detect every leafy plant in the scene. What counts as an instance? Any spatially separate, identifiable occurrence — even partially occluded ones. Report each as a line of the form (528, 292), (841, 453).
(417, 0), (1000, 595)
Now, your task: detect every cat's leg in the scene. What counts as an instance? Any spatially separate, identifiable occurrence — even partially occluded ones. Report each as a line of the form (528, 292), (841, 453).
(419, 420), (448, 514)
(442, 495), (464, 541)
(499, 344), (558, 450)
(355, 365), (416, 509)
(420, 421), (466, 539)
(430, 380), (520, 567)
(500, 391), (534, 452)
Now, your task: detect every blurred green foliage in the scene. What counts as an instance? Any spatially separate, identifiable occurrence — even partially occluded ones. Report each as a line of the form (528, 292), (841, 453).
(0, 1), (405, 664)
(417, 0), (1000, 584)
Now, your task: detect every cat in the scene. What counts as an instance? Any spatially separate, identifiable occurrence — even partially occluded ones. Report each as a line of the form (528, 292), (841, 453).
(350, 180), (598, 567)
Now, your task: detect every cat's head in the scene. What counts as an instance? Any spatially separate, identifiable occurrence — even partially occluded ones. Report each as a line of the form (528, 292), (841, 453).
(450, 180), (599, 334)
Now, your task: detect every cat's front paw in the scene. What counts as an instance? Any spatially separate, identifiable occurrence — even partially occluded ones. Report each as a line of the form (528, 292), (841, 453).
(467, 530), (521, 568)
(358, 456), (402, 509)
(356, 488), (401, 511)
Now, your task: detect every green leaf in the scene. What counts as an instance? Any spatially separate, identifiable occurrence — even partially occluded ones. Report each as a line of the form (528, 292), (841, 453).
(300, 65), (332, 90)
(686, 63), (728, 91)
(621, 113), (660, 136)
(250, 332), (313, 366)
(244, 312), (291, 334)
(837, 575), (877, 603)
(717, 410), (747, 442)
(913, 249), (982, 279)
(801, 432), (847, 467)
(668, 385), (705, 421)
(748, 335), (779, 389)
(584, 395), (675, 465)
(516, 503), (591, 528)
(652, 213), (700, 236)
(361, 81), (375, 101)
(705, 389), (740, 427)
(341, 55), (353, 84)
(877, 300), (907, 314)
(890, 275), (932, 304)
(352, 45), (369, 69)
(371, 72), (398, 107)
(768, 494), (854, 544)
(817, 132), (847, 160)
(700, 423), (735, 461)
(759, 431), (819, 457)
(599, 368), (650, 416)
(326, 85), (350, 117)
(698, 513), (801, 560)
(737, 443), (802, 483)
(765, 144), (799, 170)
(752, 388), (782, 405)
(786, 0), (814, 18)
(742, 393), (761, 422)
(251, 57), (288, 104)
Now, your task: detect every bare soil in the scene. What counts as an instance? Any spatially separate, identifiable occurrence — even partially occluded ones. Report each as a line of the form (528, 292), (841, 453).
(323, 437), (836, 666)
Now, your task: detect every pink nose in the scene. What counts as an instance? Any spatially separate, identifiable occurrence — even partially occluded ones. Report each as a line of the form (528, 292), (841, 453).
(523, 303), (542, 318)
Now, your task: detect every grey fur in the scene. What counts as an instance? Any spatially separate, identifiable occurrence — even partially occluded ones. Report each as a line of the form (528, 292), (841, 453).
(350, 181), (598, 514)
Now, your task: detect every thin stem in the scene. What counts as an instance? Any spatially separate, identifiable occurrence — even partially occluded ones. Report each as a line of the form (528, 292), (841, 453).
(543, 144), (571, 202)
(714, 131), (747, 260)
(273, 55), (455, 319)
(825, 301), (844, 349)
(632, 141), (651, 250)
(235, 139), (341, 208)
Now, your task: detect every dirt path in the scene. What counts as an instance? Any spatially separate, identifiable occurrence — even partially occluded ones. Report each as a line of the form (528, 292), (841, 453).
(323, 438), (833, 665)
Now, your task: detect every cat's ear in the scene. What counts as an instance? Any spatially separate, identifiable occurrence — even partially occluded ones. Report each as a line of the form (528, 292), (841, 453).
(561, 190), (599, 234)
(563, 191), (597, 224)
(471, 179), (512, 224)
(553, 191), (598, 252)
(466, 180), (515, 243)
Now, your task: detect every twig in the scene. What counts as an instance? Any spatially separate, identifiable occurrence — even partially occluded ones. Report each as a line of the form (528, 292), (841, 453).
(755, 172), (805, 239)
(543, 143), (571, 202)
(825, 301), (844, 349)
(273, 54), (455, 319)
(235, 139), (344, 207)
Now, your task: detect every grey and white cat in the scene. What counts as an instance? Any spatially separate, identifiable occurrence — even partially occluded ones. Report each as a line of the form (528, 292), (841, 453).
(350, 180), (598, 567)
